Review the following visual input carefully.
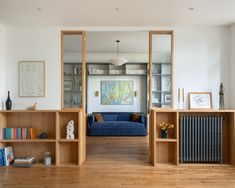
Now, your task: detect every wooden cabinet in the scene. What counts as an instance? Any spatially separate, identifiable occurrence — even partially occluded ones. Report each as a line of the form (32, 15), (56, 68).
(149, 109), (235, 167)
(0, 110), (85, 167)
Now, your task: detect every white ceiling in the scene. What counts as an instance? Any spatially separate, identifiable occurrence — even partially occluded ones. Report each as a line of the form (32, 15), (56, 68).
(0, 0), (235, 27)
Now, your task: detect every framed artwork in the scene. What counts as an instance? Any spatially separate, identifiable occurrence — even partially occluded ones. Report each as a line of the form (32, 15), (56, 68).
(164, 94), (171, 103)
(101, 80), (133, 105)
(18, 61), (45, 97)
(189, 92), (212, 109)
(64, 80), (73, 91)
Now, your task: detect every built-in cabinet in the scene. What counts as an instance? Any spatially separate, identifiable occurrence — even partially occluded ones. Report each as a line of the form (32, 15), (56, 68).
(149, 109), (235, 167)
(0, 110), (86, 167)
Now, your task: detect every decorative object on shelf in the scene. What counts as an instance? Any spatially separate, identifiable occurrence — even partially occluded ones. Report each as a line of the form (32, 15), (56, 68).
(18, 61), (45, 97)
(101, 81), (133, 105)
(182, 88), (185, 109)
(189, 92), (212, 110)
(95, 91), (99, 97)
(66, 120), (75, 139)
(110, 40), (128, 66)
(44, 152), (52, 166)
(5, 91), (12, 110)
(219, 83), (225, 110)
(39, 132), (48, 139)
(164, 94), (171, 103)
(27, 103), (37, 110)
(160, 122), (174, 139)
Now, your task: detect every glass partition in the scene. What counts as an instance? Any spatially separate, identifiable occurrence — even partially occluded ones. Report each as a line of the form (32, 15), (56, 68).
(61, 32), (85, 108)
(149, 31), (173, 109)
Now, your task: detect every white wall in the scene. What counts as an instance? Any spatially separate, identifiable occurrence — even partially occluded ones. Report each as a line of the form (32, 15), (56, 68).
(5, 27), (61, 109)
(87, 76), (147, 113)
(3, 26), (231, 110)
(0, 25), (5, 110)
(230, 24), (235, 108)
(174, 27), (230, 109)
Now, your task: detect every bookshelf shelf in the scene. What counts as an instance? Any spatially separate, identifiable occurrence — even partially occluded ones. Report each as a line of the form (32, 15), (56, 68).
(58, 139), (79, 142)
(0, 139), (56, 143)
(155, 138), (177, 143)
(0, 110), (85, 167)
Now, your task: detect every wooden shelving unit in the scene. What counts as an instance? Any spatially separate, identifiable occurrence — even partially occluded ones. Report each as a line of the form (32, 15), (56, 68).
(0, 110), (85, 167)
(149, 109), (235, 167)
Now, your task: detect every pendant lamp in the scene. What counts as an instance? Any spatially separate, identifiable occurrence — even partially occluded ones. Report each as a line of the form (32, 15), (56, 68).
(110, 40), (128, 66)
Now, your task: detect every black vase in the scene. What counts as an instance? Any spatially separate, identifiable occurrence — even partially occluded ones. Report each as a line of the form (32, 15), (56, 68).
(5, 91), (12, 110)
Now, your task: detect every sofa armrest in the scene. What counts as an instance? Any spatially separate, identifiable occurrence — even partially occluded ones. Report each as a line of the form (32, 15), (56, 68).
(140, 114), (146, 124)
(88, 114), (95, 125)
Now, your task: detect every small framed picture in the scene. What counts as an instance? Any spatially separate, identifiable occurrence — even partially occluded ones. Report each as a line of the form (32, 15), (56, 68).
(64, 80), (73, 91)
(164, 94), (171, 102)
(189, 92), (212, 109)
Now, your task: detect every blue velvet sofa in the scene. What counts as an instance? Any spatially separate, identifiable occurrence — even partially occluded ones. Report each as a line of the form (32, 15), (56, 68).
(88, 112), (147, 136)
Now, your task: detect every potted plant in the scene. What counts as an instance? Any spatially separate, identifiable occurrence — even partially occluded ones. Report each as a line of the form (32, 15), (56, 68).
(159, 122), (174, 138)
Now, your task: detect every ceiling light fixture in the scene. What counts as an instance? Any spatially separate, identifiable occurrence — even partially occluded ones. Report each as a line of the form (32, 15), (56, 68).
(114, 8), (120, 11)
(110, 40), (128, 66)
(35, 8), (43, 11)
(188, 7), (194, 11)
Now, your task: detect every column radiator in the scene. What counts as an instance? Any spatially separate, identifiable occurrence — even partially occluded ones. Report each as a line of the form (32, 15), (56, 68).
(180, 116), (223, 163)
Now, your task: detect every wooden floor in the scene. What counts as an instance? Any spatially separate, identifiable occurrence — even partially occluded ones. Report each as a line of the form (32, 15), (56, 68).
(1, 136), (235, 188)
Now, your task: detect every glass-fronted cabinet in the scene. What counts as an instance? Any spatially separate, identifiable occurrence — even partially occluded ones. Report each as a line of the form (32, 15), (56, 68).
(61, 31), (85, 109)
(149, 31), (173, 109)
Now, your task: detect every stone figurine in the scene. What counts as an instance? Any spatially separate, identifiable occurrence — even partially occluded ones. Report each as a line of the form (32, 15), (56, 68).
(219, 83), (225, 110)
(66, 120), (75, 139)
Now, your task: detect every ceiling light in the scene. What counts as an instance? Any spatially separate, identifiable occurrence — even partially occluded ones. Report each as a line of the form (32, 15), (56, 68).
(188, 7), (194, 11)
(114, 8), (120, 11)
(35, 8), (43, 11)
(110, 40), (128, 66)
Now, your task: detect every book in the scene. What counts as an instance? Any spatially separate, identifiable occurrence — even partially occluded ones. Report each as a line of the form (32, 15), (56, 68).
(0, 148), (5, 166)
(17, 128), (21, 139)
(2, 128), (6, 139)
(30, 128), (37, 139)
(3, 146), (14, 166)
(12, 128), (17, 140)
(5, 128), (12, 140)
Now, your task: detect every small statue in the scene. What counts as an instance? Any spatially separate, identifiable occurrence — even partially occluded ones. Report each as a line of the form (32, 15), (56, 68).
(27, 103), (37, 110)
(219, 83), (225, 110)
(66, 120), (75, 139)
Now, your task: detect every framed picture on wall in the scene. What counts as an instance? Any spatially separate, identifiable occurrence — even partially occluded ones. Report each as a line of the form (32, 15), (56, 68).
(18, 61), (45, 97)
(189, 92), (212, 109)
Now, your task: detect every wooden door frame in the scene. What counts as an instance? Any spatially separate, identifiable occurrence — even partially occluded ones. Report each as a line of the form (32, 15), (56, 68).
(61, 30), (86, 111)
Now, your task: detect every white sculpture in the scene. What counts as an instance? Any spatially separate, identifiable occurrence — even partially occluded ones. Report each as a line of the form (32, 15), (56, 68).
(66, 120), (75, 139)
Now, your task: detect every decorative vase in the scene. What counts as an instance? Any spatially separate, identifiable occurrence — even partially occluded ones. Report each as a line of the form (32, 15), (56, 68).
(162, 130), (167, 138)
(5, 91), (12, 110)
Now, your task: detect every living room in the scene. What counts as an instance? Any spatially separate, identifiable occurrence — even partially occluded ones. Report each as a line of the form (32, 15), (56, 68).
(1, 0), (235, 187)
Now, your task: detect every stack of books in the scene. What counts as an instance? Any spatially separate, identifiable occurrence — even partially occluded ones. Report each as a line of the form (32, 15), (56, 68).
(0, 146), (14, 166)
(13, 156), (36, 167)
(2, 128), (37, 140)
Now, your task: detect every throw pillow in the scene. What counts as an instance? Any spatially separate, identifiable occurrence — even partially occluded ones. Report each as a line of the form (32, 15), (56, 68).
(132, 113), (141, 122)
(95, 113), (104, 122)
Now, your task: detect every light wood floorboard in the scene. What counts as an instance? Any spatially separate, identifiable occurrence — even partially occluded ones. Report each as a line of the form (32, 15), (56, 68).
(1, 136), (235, 188)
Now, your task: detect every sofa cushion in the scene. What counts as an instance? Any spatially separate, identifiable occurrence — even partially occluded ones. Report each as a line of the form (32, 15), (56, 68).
(132, 113), (141, 122)
(90, 121), (144, 128)
(117, 112), (133, 121)
(101, 112), (118, 121)
(94, 113), (104, 122)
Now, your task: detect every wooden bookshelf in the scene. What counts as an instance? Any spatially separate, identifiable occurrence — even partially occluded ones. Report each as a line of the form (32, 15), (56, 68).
(149, 109), (235, 167)
(0, 110), (85, 167)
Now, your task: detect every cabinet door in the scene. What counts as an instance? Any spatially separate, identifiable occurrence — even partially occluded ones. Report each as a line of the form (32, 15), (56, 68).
(149, 31), (174, 109)
(61, 31), (86, 109)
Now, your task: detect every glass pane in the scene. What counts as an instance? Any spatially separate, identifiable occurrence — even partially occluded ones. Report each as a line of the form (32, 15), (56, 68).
(152, 34), (172, 108)
(63, 34), (83, 108)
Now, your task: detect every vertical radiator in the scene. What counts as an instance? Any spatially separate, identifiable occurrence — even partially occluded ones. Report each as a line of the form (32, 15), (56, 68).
(180, 116), (223, 163)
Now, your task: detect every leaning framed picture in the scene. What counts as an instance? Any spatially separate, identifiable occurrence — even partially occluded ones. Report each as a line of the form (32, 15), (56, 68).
(188, 92), (212, 109)
(18, 61), (45, 97)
